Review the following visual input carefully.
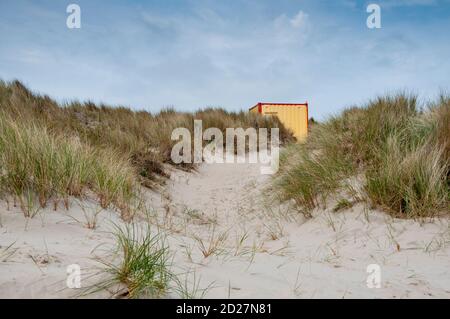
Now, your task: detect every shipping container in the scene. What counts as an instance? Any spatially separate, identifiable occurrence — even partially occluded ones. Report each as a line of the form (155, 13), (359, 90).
(249, 102), (308, 142)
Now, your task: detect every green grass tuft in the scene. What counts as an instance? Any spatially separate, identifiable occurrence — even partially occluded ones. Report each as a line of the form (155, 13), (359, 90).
(95, 224), (172, 298)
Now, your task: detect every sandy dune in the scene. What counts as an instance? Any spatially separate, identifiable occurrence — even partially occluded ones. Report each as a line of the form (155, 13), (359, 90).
(1, 155), (449, 298)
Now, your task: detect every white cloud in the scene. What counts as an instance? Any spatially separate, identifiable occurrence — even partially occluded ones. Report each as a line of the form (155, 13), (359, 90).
(290, 11), (309, 29)
(274, 10), (310, 30)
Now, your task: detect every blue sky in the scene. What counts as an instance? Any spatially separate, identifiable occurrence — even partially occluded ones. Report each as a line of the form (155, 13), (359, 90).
(0, 0), (449, 119)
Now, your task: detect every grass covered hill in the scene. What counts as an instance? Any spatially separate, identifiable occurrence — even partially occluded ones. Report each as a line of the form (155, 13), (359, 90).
(0, 80), (292, 218)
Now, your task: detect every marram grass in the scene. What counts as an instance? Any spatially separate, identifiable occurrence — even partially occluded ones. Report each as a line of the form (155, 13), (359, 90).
(0, 114), (136, 217)
(276, 93), (449, 218)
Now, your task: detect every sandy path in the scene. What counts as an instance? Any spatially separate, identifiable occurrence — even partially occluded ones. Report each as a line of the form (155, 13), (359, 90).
(1, 155), (449, 298)
(160, 157), (450, 298)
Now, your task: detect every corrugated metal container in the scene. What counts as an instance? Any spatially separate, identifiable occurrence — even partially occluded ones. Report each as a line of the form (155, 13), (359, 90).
(249, 102), (308, 142)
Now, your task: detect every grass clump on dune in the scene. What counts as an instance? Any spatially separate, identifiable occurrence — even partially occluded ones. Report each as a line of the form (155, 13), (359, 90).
(276, 93), (449, 218)
(0, 114), (135, 218)
(365, 98), (449, 217)
(92, 224), (171, 298)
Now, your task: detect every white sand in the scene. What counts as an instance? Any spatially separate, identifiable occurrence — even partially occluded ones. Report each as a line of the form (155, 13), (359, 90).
(1, 155), (449, 298)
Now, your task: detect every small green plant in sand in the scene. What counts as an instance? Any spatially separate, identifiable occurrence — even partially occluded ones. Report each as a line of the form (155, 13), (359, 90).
(172, 271), (214, 299)
(92, 223), (171, 298)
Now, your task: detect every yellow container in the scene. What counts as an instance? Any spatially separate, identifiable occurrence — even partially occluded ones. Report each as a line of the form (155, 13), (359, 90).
(249, 102), (308, 142)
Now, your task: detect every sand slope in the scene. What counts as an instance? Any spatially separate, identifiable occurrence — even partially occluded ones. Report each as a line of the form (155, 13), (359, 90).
(1, 156), (449, 298)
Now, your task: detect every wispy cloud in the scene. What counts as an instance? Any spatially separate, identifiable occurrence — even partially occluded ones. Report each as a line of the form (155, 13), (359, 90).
(290, 11), (309, 28)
